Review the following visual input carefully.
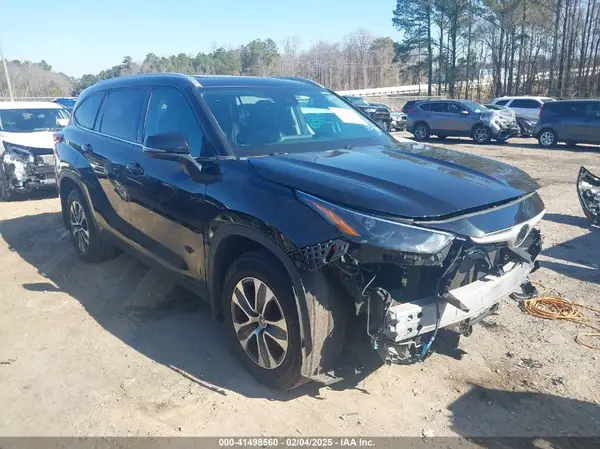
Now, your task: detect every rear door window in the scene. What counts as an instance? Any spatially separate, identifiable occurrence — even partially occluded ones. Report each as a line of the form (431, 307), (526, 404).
(100, 89), (146, 142)
(144, 88), (209, 158)
(74, 93), (104, 130)
(510, 99), (541, 109)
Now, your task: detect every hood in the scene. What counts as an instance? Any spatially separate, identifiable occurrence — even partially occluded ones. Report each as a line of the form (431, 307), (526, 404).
(0, 131), (55, 151)
(249, 143), (540, 219)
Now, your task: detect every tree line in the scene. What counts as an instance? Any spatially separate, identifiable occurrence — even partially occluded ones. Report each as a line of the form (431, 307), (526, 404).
(2, 0), (599, 102)
(393, 0), (600, 99)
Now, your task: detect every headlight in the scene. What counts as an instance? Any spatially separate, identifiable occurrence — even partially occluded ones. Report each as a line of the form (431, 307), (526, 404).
(365, 108), (377, 113)
(2, 142), (34, 164)
(298, 191), (455, 254)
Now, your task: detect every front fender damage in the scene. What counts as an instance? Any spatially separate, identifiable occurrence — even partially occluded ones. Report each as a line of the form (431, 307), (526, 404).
(290, 226), (542, 368)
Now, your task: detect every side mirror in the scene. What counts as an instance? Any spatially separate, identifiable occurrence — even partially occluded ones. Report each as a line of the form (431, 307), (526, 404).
(143, 133), (190, 159)
(460, 110), (470, 116)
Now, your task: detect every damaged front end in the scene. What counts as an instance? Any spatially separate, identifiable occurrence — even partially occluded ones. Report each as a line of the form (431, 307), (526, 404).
(1, 143), (56, 194)
(294, 191), (544, 365)
(577, 166), (600, 225)
(485, 109), (520, 141)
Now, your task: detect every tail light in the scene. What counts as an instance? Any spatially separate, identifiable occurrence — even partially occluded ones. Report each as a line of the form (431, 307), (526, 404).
(538, 108), (544, 119)
(53, 133), (64, 144)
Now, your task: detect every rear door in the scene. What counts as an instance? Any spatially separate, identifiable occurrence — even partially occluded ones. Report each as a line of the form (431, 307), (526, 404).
(507, 99), (541, 119)
(427, 102), (449, 134)
(127, 86), (213, 284)
(93, 88), (148, 238)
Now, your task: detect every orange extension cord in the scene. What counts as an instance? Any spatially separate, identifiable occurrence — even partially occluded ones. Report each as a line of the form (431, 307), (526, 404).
(522, 297), (600, 350)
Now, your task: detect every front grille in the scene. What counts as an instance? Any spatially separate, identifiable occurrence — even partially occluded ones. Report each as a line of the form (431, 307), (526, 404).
(447, 229), (541, 290)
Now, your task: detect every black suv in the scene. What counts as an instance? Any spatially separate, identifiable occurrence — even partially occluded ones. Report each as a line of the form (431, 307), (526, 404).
(342, 96), (391, 130)
(535, 99), (600, 147)
(55, 74), (544, 390)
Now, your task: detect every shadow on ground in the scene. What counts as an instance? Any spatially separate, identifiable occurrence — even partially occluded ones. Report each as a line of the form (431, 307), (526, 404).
(449, 384), (600, 444)
(2, 211), (381, 400)
(540, 222), (599, 283)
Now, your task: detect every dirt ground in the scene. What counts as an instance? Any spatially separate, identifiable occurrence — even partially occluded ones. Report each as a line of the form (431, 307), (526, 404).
(0, 135), (599, 438)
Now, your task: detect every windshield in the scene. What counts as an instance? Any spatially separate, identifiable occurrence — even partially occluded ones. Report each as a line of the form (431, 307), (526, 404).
(202, 87), (394, 156)
(0, 108), (70, 132)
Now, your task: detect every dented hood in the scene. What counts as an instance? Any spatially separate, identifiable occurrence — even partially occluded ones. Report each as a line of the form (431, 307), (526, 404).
(0, 131), (55, 150)
(249, 143), (540, 219)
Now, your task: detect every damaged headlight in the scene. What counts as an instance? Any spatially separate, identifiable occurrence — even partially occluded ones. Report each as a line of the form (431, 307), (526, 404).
(298, 191), (455, 254)
(2, 142), (34, 164)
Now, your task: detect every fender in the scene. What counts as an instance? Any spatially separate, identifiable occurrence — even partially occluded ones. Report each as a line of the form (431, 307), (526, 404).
(208, 223), (347, 378)
(57, 166), (102, 231)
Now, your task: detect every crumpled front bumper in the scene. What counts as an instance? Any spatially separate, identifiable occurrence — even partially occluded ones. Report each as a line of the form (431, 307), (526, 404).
(3, 157), (56, 192)
(385, 260), (534, 342)
(490, 123), (520, 140)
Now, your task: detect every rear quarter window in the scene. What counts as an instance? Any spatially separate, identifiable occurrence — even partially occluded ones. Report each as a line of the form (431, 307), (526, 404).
(495, 99), (510, 106)
(74, 93), (104, 130)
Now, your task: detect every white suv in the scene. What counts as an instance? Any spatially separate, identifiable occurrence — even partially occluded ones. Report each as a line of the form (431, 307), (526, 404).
(492, 96), (555, 119)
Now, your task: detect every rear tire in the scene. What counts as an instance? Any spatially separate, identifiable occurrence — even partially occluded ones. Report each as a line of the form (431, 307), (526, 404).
(538, 129), (558, 147)
(66, 189), (120, 263)
(222, 250), (303, 390)
(472, 125), (492, 144)
(413, 123), (430, 141)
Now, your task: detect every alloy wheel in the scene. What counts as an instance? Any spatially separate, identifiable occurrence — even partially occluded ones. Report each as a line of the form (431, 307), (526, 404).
(415, 125), (427, 140)
(474, 127), (490, 143)
(70, 200), (90, 254)
(540, 131), (556, 147)
(230, 277), (288, 370)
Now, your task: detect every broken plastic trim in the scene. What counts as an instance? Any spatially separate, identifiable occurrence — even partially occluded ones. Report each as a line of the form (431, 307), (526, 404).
(577, 166), (600, 225)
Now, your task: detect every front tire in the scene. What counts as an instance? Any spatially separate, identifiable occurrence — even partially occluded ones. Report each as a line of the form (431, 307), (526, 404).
(222, 250), (303, 390)
(538, 129), (558, 147)
(472, 125), (492, 144)
(66, 189), (120, 263)
(413, 123), (430, 141)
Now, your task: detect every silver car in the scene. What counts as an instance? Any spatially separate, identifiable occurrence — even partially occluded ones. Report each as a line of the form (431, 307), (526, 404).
(407, 100), (520, 144)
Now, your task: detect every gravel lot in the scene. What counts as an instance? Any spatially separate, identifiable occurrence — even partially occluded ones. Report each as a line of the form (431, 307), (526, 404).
(0, 135), (598, 437)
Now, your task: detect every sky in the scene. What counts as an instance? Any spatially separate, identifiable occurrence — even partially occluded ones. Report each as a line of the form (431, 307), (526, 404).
(2, 0), (398, 78)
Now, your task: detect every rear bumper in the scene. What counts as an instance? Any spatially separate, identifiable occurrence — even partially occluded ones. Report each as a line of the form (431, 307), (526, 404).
(386, 260), (534, 342)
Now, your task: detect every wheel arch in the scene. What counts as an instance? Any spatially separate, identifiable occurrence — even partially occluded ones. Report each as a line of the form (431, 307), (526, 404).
(208, 222), (346, 378)
(58, 171), (97, 231)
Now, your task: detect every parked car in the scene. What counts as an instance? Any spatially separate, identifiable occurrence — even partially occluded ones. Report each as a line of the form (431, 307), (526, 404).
(484, 104), (537, 137)
(342, 96), (391, 131)
(491, 96), (555, 119)
(407, 99), (520, 143)
(390, 111), (407, 131)
(55, 74), (544, 389)
(53, 97), (77, 112)
(401, 100), (425, 114)
(577, 166), (600, 225)
(534, 99), (600, 147)
(0, 101), (70, 201)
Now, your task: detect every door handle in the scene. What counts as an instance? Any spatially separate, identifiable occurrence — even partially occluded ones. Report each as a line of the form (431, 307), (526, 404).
(82, 143), (94, 153)
(126, 162), (145, 176)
